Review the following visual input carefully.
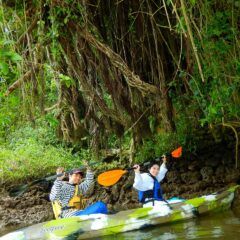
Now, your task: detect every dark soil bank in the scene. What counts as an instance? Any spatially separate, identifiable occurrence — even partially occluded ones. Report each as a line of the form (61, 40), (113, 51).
(1, 143), (240, 235)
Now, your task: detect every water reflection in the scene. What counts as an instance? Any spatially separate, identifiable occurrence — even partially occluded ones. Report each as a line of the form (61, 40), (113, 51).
(99, 210), (240, 240)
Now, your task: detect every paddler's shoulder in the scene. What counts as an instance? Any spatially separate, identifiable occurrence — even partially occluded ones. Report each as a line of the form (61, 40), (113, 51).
(140, 172), (153, 179)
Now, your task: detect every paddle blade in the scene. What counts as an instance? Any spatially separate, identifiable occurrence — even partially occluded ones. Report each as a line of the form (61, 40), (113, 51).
(8, 179), (44, 197)
(9, 184), (28, 197)
(97, 170), (127, 187)
(171, 147), (182, 158)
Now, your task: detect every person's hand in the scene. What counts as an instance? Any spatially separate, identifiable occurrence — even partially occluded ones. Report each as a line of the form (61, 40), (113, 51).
(83, 160), (90, 170)
(56, 167), (65, 180)
(162, 154), (167, 164)
(133, 164), (140, 173)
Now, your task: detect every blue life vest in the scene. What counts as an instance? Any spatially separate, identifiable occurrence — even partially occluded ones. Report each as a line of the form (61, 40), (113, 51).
(138, 174), (163, 204)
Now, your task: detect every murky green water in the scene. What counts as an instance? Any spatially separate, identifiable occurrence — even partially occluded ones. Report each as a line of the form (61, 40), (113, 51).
(99, 209), (240, 240)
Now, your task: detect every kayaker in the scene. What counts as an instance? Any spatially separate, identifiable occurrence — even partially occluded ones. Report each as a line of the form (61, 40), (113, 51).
(50, 163), (106, 218)
(133, 155), (168, 207)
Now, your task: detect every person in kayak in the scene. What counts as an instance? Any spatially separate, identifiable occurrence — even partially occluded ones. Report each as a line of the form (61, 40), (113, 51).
(50, 163), (107, 218)
(133, 155), (168, 207)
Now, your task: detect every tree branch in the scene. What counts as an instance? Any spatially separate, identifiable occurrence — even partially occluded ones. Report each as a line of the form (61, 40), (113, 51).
(4, 66), (39, 96)
(17, 15), (38, 46)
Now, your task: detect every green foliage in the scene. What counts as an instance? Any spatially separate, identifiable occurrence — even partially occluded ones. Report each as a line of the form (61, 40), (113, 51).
(148, 115), (156, 134)
(103, 93), (113, 109)
(59, 73), (76, 88)
(0, 39), (21, 76)
(0, 121), (86, 184)
(45, 112), (59, 129)
(105, 134), (118, 149)
(6, 120), (58, 147)
(96, 161), (124, 171)
(43, 64), (58, 104)
(189, 0), (196, 6)
(175, 16), (187, 34)
(104, 132), (132, 154)
(128, 8), (136, 34)
(0, 143), (76, 184)
(190, 6), (240, 126)
(0, 82), (20, 142)
(135, 133), (184, 163)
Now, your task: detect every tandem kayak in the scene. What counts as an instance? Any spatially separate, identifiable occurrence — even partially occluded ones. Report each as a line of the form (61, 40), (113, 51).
(1, 185), (238, 240)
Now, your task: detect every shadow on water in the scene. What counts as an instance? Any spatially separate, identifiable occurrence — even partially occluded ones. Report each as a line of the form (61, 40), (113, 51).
(0, 225), (24, 237)
(95, 209), (240, 240)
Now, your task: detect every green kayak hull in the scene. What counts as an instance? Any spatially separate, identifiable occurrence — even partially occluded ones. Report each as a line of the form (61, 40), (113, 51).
(1, 185), (238, 240)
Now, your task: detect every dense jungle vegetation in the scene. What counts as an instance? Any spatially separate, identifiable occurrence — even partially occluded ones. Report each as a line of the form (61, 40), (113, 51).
(0, 0), (239, 183)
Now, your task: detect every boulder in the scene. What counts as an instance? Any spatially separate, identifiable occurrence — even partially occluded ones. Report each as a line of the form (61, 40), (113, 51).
(181, 171), (201, 184)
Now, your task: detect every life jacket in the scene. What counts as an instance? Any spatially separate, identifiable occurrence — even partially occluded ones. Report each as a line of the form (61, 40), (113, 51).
(52, 185), (88, 219)
(138, 173), (163, 204)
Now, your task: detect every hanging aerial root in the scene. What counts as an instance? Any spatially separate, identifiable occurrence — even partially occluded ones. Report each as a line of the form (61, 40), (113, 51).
(76, 27), (158, 96)
(4, 66), (40, 97)
(222, 123), (239, 169)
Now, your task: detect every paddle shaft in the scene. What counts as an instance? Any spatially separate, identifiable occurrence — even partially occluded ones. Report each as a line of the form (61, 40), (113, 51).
(9, 162), (97, 197)
(97, 157), (166, 187)
(45, 161), (98, 181)
(124, 156), (164, 171)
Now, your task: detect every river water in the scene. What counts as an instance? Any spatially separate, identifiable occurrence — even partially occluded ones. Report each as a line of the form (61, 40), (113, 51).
(101, 209), (240, 240)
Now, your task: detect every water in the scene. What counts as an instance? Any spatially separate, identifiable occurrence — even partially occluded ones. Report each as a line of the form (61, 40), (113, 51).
(100, 210), (240, 240)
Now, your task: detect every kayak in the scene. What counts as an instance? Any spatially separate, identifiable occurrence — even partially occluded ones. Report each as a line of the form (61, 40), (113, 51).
(1, 185), (238, 240)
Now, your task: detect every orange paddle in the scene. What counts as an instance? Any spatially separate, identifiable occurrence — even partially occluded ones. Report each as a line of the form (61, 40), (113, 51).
(98, 147), (182, 187)
(97, 170), (128, 187)
(171, 146), (182, 158)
